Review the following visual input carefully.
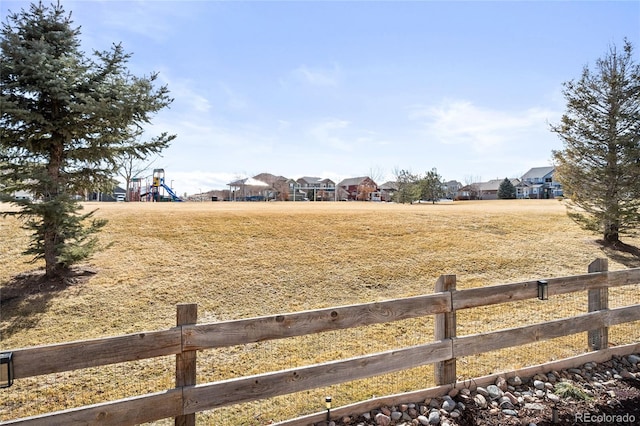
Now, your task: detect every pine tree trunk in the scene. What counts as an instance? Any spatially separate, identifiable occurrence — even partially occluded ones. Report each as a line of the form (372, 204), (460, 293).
(44, 137), (65, 279)
(604, 222), (620, 244)
(43, 218), (62, 278)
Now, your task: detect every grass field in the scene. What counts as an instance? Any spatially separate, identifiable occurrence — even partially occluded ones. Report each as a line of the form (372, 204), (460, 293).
(1, 200), (639, 424)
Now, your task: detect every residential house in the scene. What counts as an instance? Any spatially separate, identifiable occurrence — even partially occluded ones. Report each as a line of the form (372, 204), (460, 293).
(519, 167), (562, 199)
(458, 179), (520, 200)
(89, 186), (126, 202)
(378, 181), (398, 202)
(296, 177), (336, 201)
(337, 176), (378, 201)
(254, 173), (294, 201)
(444, 180), (463, 200)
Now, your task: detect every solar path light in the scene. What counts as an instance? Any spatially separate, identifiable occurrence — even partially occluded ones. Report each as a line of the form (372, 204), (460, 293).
(325, 396), (332, 422)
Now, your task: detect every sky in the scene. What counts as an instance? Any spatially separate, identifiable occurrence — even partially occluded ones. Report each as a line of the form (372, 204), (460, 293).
(2, 1), (639, 196)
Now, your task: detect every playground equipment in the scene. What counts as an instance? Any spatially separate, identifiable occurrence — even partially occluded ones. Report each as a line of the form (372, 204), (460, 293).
(130, 169), (182, 202)
(129, 177), (143, 201)
(150, 169), (182, 202)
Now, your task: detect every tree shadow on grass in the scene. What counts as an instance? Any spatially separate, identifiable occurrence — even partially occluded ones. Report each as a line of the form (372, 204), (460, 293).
(597, 240), (640, 268)
(0, 267), (96, 341)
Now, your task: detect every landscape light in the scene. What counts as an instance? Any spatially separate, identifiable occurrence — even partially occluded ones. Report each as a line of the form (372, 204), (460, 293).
(0, 352), (14, 388)
(325, 396), (332, 421)
(537, 280), (548, 301)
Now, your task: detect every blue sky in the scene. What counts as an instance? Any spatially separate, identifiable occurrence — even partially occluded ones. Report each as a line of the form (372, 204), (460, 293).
(2, 1), (639, 195)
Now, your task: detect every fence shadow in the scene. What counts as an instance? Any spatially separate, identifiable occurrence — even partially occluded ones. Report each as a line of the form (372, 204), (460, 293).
(0, 267), (96, 339)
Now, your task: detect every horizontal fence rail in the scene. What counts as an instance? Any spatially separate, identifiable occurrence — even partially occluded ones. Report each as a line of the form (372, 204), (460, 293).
(182, 292), (451, 350)
(183, 340), (453, 415)
(10, 329), (182, 379)
(1, 258), (639, 425)
(453, 305), (640, 358)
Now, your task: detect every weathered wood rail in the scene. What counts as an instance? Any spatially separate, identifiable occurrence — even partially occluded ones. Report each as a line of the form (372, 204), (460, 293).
(1, 259), (639, 425)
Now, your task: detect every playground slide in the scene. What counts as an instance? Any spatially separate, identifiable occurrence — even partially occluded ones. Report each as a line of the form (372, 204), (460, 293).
(161, 182), (183, 201)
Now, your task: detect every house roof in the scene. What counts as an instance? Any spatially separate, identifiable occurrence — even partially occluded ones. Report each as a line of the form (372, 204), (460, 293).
(521, 166), (554, 181)
(297, 176), (323, 184)
(253, 173), (289, 185)
(475, 179), (520, 192)
(379, 181), (398, 191)
(297, 176), (335, 185)
(337, 176), (377, 187)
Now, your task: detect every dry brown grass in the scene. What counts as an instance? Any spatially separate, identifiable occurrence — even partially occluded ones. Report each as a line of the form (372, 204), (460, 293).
(1, 200), (639, 424)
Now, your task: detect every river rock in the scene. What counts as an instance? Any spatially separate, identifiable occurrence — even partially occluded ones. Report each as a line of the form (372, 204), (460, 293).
(476, 387), (489, 397)
(374, 413), (390, 426)
(487, 385), (502, 400)
(547, 392), (560, 403)
(507, 376), (522, 387)
(417, 414), (429, 425)
(496, 376), (508, 391)
(504, 391), (518, 405)
(473, 394), (487, 409)
(442, 397), (456, 412)
(498, 396), (514, 410)
(524, 402), (545, 410)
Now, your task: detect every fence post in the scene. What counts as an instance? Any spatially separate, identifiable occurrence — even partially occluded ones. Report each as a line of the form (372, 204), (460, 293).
(434, 274), (456, 385)
(587, 259), (609, 351)
(176, 303), (198, 426)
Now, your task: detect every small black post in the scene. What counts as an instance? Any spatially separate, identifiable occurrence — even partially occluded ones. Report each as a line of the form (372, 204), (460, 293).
(325, 396), (332, 422)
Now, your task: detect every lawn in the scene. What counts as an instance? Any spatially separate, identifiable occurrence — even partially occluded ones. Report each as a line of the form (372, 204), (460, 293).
(1, 200), (639, 424)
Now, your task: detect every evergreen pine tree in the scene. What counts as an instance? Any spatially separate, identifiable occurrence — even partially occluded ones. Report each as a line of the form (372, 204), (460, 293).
(497, 178), (517, 199)
(393, 169), (419, 204)
(552, 40), (640, 244)
(0, 2), (176, 278)
(418, 168), (445, 204)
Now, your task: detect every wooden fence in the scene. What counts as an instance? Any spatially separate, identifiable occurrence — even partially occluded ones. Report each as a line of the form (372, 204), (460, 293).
(1, 258), (640, 425)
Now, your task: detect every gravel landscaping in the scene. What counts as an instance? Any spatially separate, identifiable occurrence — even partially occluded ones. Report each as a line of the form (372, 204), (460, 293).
(319, 354), (640, 426)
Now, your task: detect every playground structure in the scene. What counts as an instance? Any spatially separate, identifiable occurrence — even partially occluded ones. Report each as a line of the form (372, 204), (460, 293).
(151, 169), (182, 202)
(130, 169), (182, 202)
(129, 177), (143, 201)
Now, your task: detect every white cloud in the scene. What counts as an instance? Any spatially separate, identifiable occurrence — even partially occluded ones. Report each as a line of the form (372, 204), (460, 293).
(290, 64), (342, 87)
(97, 1), (180, 43)
(277, 120), (292, 131)
(410, 99), (557, 153)
(157, 74), (211, 114)
(168, 170), (239, 196)
(219, 83), (249, 111)
(309, 118), (353, 151)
